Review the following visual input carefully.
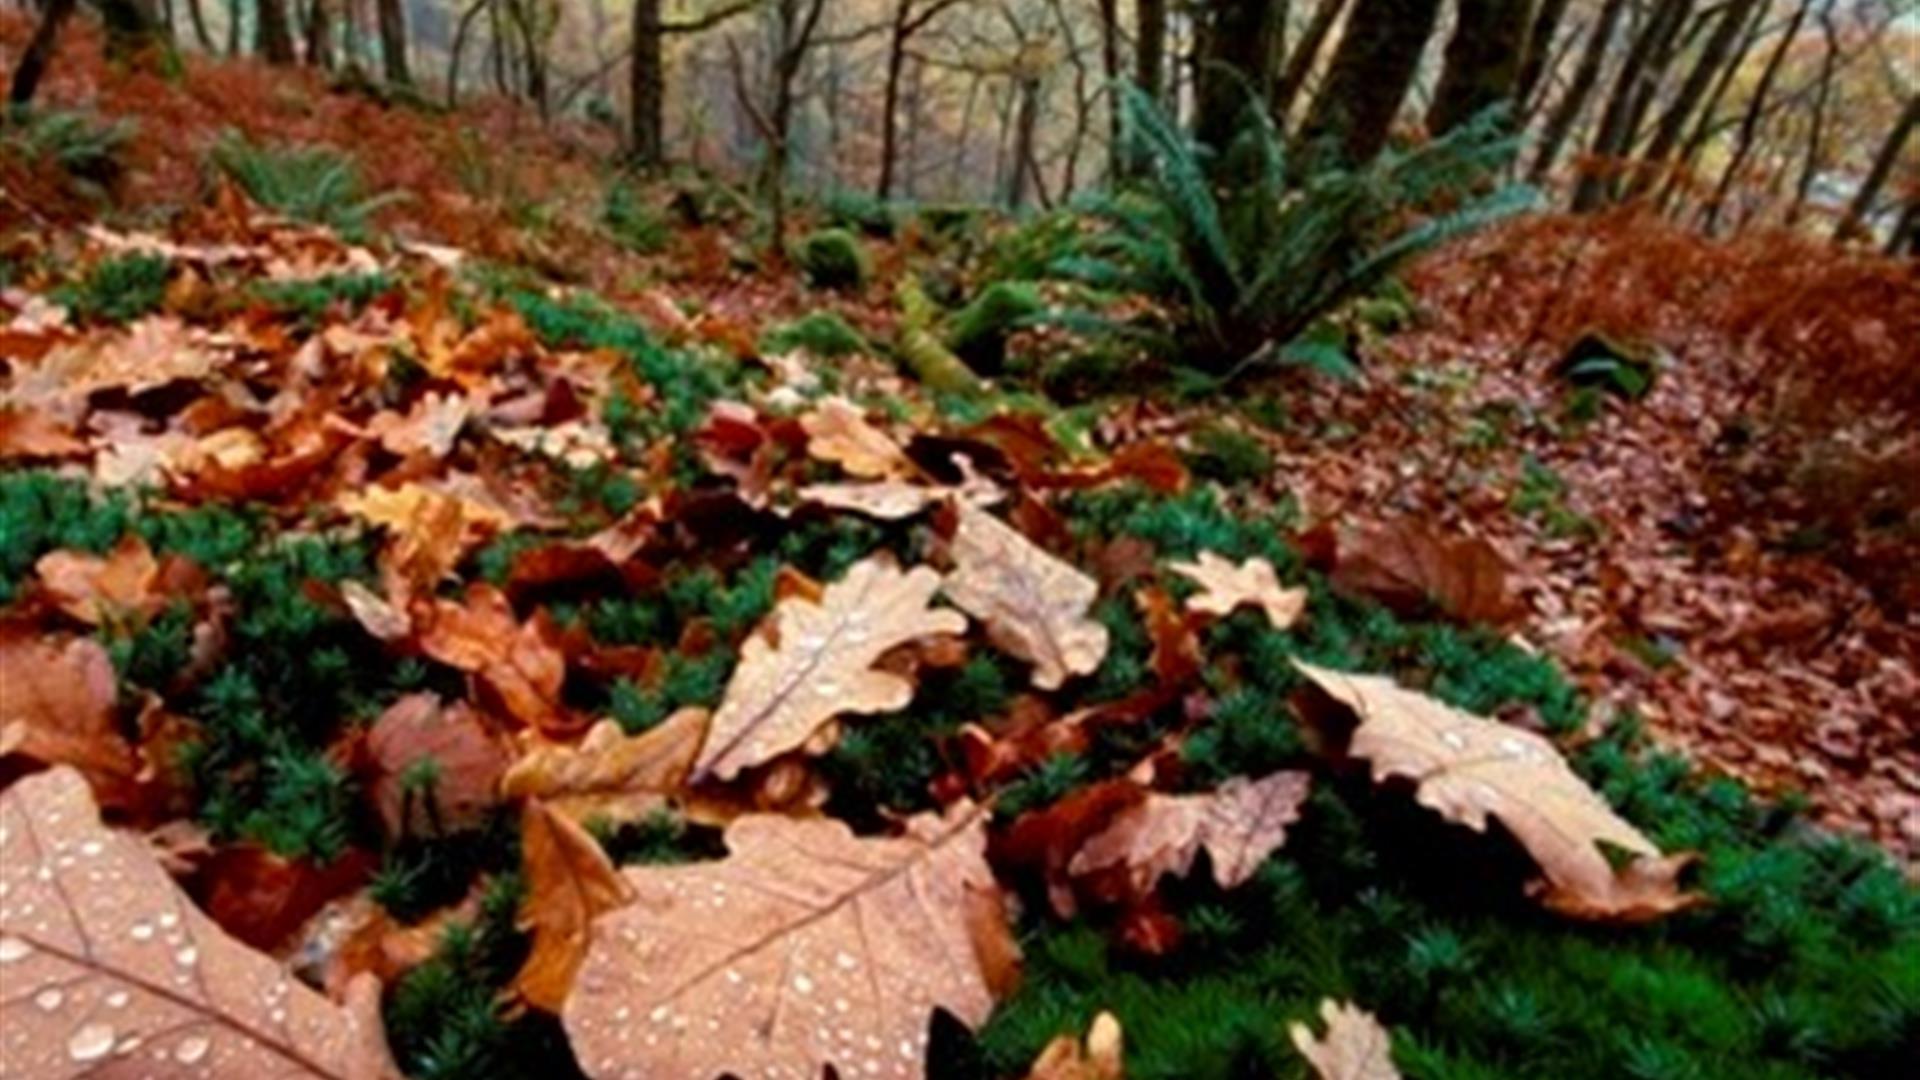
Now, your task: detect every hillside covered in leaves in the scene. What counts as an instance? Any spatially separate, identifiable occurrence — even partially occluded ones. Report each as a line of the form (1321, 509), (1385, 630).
(3, 9), (1918, 1080)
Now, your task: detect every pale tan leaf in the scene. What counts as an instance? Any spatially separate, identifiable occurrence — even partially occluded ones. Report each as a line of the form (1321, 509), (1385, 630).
(34, 535), (164, 626)
(514, 801), (636, 1013)
(800, 396), (910, 479)
(0, 767), (398, 1079)
(0, 630), (138, 808)
(1068, 771), (1311, 894)
(797, 480), (946, 521)
(563, 803), (1012, 1080)
(500, 709), (708, 826)
(695, 557), (966, 781)
(1289, 999), (1399, 1080)
(340, 580), (411, 642)
(1024, 1011), (1123, 1080)
(1168, 551), (1307, 629)
(945, 507), (1108, 690)
(1293, 661), (1697, 920)
(6, 316), (220, 406)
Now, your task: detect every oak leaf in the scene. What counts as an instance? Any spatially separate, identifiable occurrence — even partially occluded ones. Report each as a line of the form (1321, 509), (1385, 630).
(1024, 1011), (1124, 1080)
(563, 804), (1011, 1080)
(500, 708), (707, 826)
(514, 801), (636, 1013)
(35, 535), (166, 626)
(341, 482), (508, 592)
(694, 557), (965, 781)
(1168, 551), (1307, 629)
(0, 629), (138, 807)
(9, 315), (219, 404)
(1293, 662), (1697, 921)
(944, 506), (1108, 690)
(365, 694), (507, 837)
(0, 767), (398, 1079)
(1289, 999), (1400, 1080)
(418, 585), (573, 735)
(800, 396), (910, 478)
(1328, 521), (1522, 626)
(1068, 771), (1311, 897)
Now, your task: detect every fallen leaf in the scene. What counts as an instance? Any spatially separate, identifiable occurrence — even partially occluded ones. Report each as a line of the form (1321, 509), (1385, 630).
(0, 767), (398, 1078)
(10, 315), (219, 404)
(1169, 551), (1307, 629)
(514, 801), (636, 1013)
(369, 390), (472, 459)
(500, 708), (707, 826)
(0, 629), (138, 807)
(1289, 999), (1400, 1080)
(800, 395), (910, 478)
(1068, 771), (1311, 898)
(0, 407), (88, 459)
(194, 844), (376, 952)
(341, 580), (411, 641)
(1329, 521), (1522, 626)
(1294, 662), (1697, 920)
(342, 482), (509, 592)
(695, 556), (965, 781)
(1024, 1011), (1124, 1080)
(944, 506), (1109, 690)
(418, 585), (573, 735)
(365, 694), (507, 837)
(35, 535), (166, 626)
(563, 803), (1011, 1079)
(995, 780), (1147, 917)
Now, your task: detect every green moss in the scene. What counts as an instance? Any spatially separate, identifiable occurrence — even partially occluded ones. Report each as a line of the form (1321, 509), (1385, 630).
(54, 252), (170, 324)
(761, 310), (869, 358)
(251, 271), (394, 327)
(794, 228), (869, 290)
(1185, 423), (1274, 486)
(948, 281), (1044, 373)
(603, 179), (669, 254)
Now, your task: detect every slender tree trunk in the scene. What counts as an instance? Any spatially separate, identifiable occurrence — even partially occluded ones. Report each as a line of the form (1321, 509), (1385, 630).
(7, 0), (77, 106)
(630, 0), (663, 163)
(183, 0), (213, 49)
(1297, 0), (1441, 166)
(226, 0), (239, 55)
(1571, 0), (1692, 210)
(1512, 0), (1569, 109)
(1658, 0), (1766, 209)
(1427, 0), (1532, 135)
(447, 0), (487, 105)
(1785, 10), (1841, 227)
(508, 0), (546, 115)
(1007, 70), (1041, 208)
(1136, 0), (1166, 105)
(1271, 0), (1345, 124)
(1835, 92), (1920, 244)
(1885, 194), (1918, 257)
(377, 0), (410, 85)
(1630, 0), (1762, 201)
(258, 0), (298, 63)
(305, 0), (334, 68)
(1098, 0), (1121, 176)
(876, 1), (913, 198)
(1701, 0), (1813, 231)
(902, 57), (926, 197)
(1529, 0), (1627, 183)
(1194, 0), (1279, 151)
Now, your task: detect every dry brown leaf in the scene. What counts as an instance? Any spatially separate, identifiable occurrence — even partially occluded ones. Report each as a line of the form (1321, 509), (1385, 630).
(368, 391), (472, 459)
(500, 708), (707, 826)
(514, 801), (636, 1013)
(563, 803), (1011, 1080)
(35, 535), (166, 626)
(945, 506), (1108, 690)
(341, 580), (412, 642)
(8, 315), (219, 404)
(800, 396), (910, 478)
(1329, 521), (1522, 626)
(1024, 1011), (1124, 1080)
(1168, 551), (1307, 629)
(1294, 661), (1697, 920)
(694, 556), (965, 781)
(365, 694), (507, 837)
(0, 767), (398, 1078)
(0, 407), (88, 459)
(797, 480), (947, 520)
(0, 629), (138, 808)
(1068, 771), (1311, 896)
(418, 585), (572, 735)
(1289, 999), (1400, 1080)
(341, 483), (509, 591)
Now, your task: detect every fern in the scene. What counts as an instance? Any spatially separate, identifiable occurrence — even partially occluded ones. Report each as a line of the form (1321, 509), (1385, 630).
(210, 133), (401, 236)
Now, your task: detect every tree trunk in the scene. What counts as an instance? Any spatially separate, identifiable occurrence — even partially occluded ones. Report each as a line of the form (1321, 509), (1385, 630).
(1657, 0), (1766, 209)
(1297, 0), (1441, 166)
(630, 0), (664, 163)
(1835, 92), (1920, 244)
(1194, 0), (1279, 151)
(876, 1), (913, 198)
(1512, 0), (1569, 109)
(1629, 0), (1762, 201)
(1007, 71), (1041, 208)
(1700, 0), (1812, 231)
(7, 0), (77, 106)
(1271, 0), (1345, 124)
(1529, 0), (1627, 183)
(305, 0), (334, 68)
(258, 0), (298, 63)
(1426, 0), (1532, 135)
(377, 0), (410, 85)
(1785, 10), (1840, 227)
(447, 0), (487, 105)
(1098, 0), (1121, 176)
(1136, 0), (1166, 105)
(508, 0), (546, 115)
(183, 0), (213, 50)
(1569, 0), (1692, 210)
(1885, 193), (1918, 257)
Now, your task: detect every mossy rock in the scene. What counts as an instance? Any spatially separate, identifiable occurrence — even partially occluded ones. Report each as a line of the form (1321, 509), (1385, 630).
(947, 281), (1045, 374)
(823, 190), (900, 238)
(761, 311), (869, 358)
(794, 228), (870, 291)
(1555, 330), (1660, 400)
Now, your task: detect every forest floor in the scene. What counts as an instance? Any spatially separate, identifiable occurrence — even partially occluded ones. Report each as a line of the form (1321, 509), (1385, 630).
(3, 18), (1918, 1080)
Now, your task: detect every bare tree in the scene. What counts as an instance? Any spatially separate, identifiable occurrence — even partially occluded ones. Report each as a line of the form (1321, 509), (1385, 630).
(727, 0), (829, 241)
(260, 0), (298, 63)
(630, 1), (761, 167)
(1835, 91), (1920, 244)
(1529, 0), (1628, 183)
(1512, 0), (1570, 110)
(1137, 0), (1166, 105)
(1271, 0), (1347, 124)
(1785, 6), (1842, 226)
(377, 0), (410, 85)
(1427, 0), (1533, 136)
(1571, 0), (1694, 211)
(877, 0), (966, 198)
(1297, 0), (1442, 166)
(1630, 0), (1766, 201)
(1700, 0), (1814, 231)
(8, 0), (78, 106)
(1194, 0), (1280, 152)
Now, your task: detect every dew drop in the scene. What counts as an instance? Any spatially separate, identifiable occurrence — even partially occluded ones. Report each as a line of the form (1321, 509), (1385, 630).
(157, 912), (179, 929)
(33, 987), (63, 1011)
(793, 973), (814, 994)
(1440, 730), (1468, 750)
(67, 1022), (116, 1062)
(174, 1034), (211, 1065)
(0, 935), (31, 963)
(79, 840), (104, 857)
(129, 922), (154, 942)
(174, 945), (199, 967)
(106, 991), (130, 1009)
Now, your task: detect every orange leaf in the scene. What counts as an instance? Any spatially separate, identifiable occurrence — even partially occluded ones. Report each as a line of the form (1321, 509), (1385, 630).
(365, 694), (508, 837)
(800, 395), (911, 478)
(418, 585), (574, 735)
(0, 628), (138, 809)
(1329, 520), (1522, 626)
(514, 801), (635, 1013)
(500, 708), (707, 827)
(1023, 1011), (1124, 1080)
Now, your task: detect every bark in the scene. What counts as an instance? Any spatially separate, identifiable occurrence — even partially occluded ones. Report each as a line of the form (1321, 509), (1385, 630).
(1512, 0), (1569, 108)
(1700, 0), (1812, 230)
(377, 0), (410, 85)
(878, 1), (962, 199)
(1886, 193), (1918, 257)
(507, 0), (547, 114)
(183, 0), (213, 50)
(1194, 0), (1280, 152)
(1098, 0), (1121, 175)
(305, 0), (334, 68)
(1570, 0), (1693, 210)
(258, 0), (298, 63)
(1136, 0), (1166, 105)
(1631, 0), (1763, 201)
(447, 0), (488, 106)
(1426, 0), (1533, 136)
(630, 0), (664, 163)
(1297, 0), (1442, 166)
(7, 0), (76, 107)
(1529, 0), (1627, 183)
(1835, 92), (1920, 244)
(1785, 9), (1841, 227)
(1007, 69), (1041, 208)
(1271, 0), (1345, 123)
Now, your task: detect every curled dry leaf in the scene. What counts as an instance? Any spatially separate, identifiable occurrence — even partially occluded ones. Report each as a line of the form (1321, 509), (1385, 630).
(1289, 999), (1400, 1080)
(1327, 520), (1522, 626)
(341, 482), (509, 591)
(365, 693), (507, 837)
(1294, 662), (1698, 921)
(0, 628), (138, 808)
(694, 556), (965, 782)
(418, 585), (573, 735)
(514, 801), (636, 1014)
(944, 506), (1108, 690)
(1168, 551), (1307, 630)
(35, 535), (166, 626)
(996, 780), (1148, 918)
(800, 396), (910, 478)
(9, 315), (219, 404)
(1068, 771), (1311, 898)
(1024, 1011), (1124, 1080)
(499, 708), (707, 827)
(0, 767), (398, 1079)
(563, 803), (1012, 1080)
